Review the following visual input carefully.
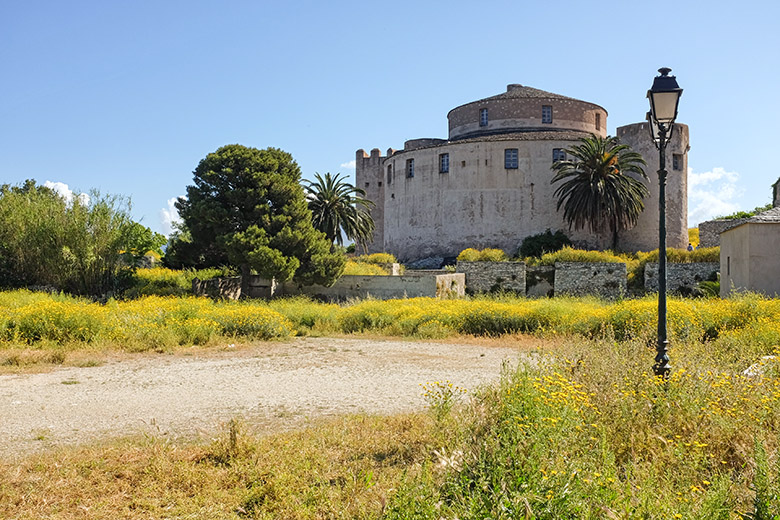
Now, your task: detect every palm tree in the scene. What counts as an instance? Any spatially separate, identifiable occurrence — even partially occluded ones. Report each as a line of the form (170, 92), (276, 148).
(304, 172), (375, 251)
(551, 135), (648, 250)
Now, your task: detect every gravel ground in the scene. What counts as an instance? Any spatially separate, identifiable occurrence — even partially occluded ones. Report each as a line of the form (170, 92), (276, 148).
(0, 337), (528, 456)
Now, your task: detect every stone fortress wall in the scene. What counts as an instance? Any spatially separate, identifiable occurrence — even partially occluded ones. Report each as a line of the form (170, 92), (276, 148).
(357, 84), (689, 263)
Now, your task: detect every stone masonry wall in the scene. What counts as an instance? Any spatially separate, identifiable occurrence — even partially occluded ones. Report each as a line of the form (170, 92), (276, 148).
(192, 277), (242, 300)
(281, 273), (465, 301)
(456, 261), (526, 295)
(698, 219), (747, 248)
(554, 262), (626, 299)
(644, 262), (719, 292)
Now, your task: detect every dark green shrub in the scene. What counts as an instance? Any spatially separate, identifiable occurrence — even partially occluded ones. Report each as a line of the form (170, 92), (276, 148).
(518, 230), (572, 258)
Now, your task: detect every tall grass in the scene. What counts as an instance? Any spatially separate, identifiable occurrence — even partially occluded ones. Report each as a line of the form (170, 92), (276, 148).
(385, 335), (780, 517)
(125, 267), (231, 297)
(0, 291), (293, 352)
(2, 291), (778, 363)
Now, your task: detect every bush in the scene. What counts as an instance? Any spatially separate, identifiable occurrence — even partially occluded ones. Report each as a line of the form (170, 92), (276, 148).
(343, 261), (388, 276)
(125, 267), (231, 297)
(519, 229), (572, 258)
(456, 248), (508, 262)
(537, 246), (625, 266)
(627, 247), (720, 289)
(354, 253), (397, 265)
(0, 180), (160, 296)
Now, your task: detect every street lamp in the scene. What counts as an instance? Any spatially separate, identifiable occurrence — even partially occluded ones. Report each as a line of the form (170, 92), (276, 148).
(647, 67), (683, 379)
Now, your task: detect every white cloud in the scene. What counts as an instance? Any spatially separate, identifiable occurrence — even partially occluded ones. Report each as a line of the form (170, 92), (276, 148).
(340, 160), (356, 170)
(687, 167), (743, 225)
(159, 196), (183, 236)
(44, 180), (90, 206)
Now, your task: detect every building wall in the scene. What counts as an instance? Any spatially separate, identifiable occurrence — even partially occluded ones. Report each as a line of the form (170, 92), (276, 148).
(456, 261), (526, 295)
(448, 85), (607, 140)
(698, 219), (746, 248)
(380, 136), (607, 261)
(643, 262), (719, 292)
(554, 262), (626, 299)
(355, 148), (387, 253)
(721, 223), (780, 297)
(616, 122), (689, 251)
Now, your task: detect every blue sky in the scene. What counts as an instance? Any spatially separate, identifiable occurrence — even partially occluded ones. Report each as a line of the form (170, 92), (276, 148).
(2, 0), (778, 235)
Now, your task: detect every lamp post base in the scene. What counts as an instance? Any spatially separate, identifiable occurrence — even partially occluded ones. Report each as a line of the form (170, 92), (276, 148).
(654, 339), (670, 379)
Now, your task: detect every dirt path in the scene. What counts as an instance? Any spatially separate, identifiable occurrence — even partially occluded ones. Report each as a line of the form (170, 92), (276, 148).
(0, 337), (529, 456)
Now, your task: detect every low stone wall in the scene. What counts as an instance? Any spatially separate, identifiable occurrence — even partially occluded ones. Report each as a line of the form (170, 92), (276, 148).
(456, 261), (526, 295)
(244, 275), (278, 299)
(699, 219), (747, 247)
(644, 262), (719, 292)
(192, 277), (242, 300)
(554, 262), (626, 299)
(281, 273), (465, 301)
(526, 265), (554, 297)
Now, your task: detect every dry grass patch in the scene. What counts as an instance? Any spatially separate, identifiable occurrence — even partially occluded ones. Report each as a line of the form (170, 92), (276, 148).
(0, 414), (436, 519)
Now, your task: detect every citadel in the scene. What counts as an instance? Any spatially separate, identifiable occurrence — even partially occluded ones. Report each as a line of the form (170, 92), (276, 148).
(356, 84), (690, 263)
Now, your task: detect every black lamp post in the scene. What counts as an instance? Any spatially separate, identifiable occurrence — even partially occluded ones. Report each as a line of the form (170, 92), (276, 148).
(647, 67), (683, 379)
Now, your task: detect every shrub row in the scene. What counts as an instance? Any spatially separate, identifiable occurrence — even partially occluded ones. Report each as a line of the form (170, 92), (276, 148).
(2, 292), (777, 358)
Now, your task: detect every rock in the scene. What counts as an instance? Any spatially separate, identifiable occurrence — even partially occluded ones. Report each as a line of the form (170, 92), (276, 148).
(405, 256), (444, 270)
(743, 356), (777, 377)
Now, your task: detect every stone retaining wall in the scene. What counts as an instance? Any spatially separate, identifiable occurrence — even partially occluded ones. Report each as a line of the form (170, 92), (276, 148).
(192, 277), (242, 300)
(281, 273), (465, 301)
(456, 261), (526, 295)
(644, 262), (719, 292)
(698, 219), (746, 247)
(554, 262), (626, 299)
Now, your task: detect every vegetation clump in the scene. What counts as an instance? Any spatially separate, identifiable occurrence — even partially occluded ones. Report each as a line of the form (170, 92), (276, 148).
(518, 229), (572, 258)
(0, 180), (164, 296)
(457, 248), (508, 262)
(717, 203), (773, 220)
(551, 135), (648, 250)
(535, 246), (625, 266)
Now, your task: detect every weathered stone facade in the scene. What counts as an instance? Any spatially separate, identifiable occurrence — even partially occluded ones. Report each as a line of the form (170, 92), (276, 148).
(643, 262), (719, 292)
(456, 261), (526, 295)
(357, 84), (689, 261)
(554, 262), (627, 299)
(616, 122), (689, 251)
(698, 219), (747, 248)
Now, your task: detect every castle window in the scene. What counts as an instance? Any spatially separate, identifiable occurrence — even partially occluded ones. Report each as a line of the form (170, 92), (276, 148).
(387, 165), (392, 184)
(365, 182), (370, 188)
(553, 148), (566, 162)
(673, 154), (682, 171)
(542, 105), (553, 124)
(595, 113), (601, 130)
(406, 158), (414, 178)
(480, 108), (488, 127)
(439, 153), (449, 173)
(504, 149), (518, 169)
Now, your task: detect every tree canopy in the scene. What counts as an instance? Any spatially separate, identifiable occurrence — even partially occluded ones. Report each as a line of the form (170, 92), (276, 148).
(174, 145), (344, 286)
(304, 172), (375, 251)
(0, 180), (143, 295)
(550, 135), (648, 250)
